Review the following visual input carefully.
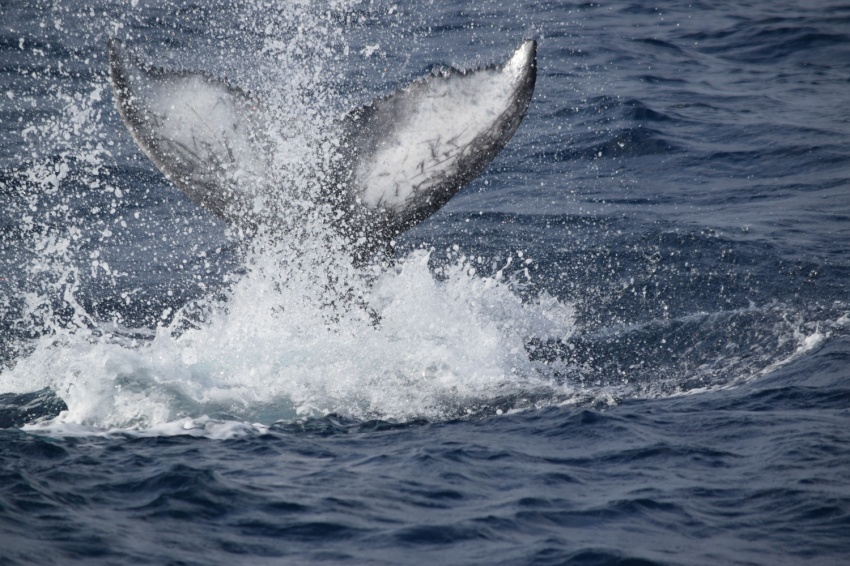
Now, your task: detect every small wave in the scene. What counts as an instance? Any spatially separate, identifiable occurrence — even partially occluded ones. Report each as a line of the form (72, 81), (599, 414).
(538, 127), (677, 162)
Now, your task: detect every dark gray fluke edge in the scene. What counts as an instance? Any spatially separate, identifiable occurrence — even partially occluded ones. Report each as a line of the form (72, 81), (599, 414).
(107, 39), (537, 256)
(0, 388), (68, 429)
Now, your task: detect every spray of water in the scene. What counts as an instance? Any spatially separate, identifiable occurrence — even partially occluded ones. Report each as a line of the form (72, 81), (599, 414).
(0, 0), (581, 430)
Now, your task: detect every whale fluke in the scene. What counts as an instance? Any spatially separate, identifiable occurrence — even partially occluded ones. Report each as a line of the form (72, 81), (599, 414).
(108, 40), (271, 227)
(108, 40), (537, 251)
(339, 40), (537, 245)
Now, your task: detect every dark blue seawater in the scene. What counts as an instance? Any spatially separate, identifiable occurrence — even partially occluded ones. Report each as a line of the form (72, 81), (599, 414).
(2, 1), (850, 564)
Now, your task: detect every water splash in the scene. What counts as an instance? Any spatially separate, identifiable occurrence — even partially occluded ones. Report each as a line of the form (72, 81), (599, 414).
(4, 244), (577, 428)
(0, 0), (580, 430)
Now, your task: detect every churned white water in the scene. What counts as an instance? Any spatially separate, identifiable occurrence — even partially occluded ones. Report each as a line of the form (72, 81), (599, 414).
(5, 241), (576, 428)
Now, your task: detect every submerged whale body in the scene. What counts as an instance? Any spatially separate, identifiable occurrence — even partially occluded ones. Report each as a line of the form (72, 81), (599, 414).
(107, 39), (537, 253)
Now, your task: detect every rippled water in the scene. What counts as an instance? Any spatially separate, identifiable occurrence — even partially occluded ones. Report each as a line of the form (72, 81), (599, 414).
(1, 1), (849, 564)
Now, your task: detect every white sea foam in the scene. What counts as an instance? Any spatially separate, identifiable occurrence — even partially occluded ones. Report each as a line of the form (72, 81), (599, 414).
(5, 243), (576, 429)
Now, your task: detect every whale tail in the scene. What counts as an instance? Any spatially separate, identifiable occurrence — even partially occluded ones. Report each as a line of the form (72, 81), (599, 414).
(108, 39), (537, 252)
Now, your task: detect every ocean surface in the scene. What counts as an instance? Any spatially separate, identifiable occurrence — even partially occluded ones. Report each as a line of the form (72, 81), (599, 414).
(2, 0), (850, 564)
